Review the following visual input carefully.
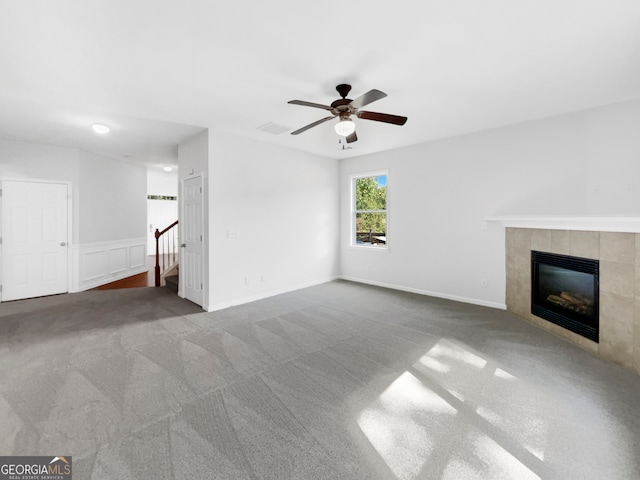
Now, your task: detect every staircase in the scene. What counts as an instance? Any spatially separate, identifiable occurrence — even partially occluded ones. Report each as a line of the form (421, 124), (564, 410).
(155, 220), (179, 289)
(164, 274), (179, 292)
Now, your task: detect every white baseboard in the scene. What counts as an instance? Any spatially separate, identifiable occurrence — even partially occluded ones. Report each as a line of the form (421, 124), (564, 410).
(206, 275), (340, 312)
(70, 238), (148, 292)
(339, 275), (507, 310)
(205, 275), (507, 312)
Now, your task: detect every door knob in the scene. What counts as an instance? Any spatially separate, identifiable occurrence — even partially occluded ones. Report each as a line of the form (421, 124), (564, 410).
(60, 242), (67, 246)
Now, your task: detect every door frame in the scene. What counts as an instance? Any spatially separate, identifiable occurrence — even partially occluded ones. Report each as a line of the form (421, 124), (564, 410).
(0, 177), (73, 303)
(179, 173), (205, 307)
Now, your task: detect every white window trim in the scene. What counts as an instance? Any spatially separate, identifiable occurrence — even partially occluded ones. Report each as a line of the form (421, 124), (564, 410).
(349, 169), (389, 251)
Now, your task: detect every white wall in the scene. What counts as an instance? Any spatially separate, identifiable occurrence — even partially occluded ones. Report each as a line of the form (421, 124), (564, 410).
(0, 138), (81, 243)
(6, 98), (639, 307)
(584, 99), (640, 212)
(0, 138), (148, 292)
(207, 130), (340, 311)
(78, 151), (147, 243)
(1, 139), (147, 244)
(148, 168), (179, 196)
(340, 98), (640, 308)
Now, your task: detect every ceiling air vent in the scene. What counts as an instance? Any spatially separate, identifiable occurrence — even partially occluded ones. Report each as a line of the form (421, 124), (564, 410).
(256, 122), (290, 135)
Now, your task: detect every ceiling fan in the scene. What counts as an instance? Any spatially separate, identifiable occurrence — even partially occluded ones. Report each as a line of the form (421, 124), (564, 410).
(288, 84), (407, 143)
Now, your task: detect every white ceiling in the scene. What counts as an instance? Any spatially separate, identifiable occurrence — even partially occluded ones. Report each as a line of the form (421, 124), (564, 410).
(1, 1), (640, 166)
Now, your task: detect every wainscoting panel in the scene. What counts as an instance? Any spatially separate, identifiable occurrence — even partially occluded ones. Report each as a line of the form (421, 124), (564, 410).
(129, 245), (146, 269)
(109, 247), (128, 275)
(71, 238), (147, 292)
(83, 250), (108, 281)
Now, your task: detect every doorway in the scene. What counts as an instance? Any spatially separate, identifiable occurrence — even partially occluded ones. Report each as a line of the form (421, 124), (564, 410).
(1, 180), (70, 301)
(180, 175), (204, 307)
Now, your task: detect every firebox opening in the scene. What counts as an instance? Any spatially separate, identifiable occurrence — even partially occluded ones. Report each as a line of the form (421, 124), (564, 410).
(531, 251), (599, 342)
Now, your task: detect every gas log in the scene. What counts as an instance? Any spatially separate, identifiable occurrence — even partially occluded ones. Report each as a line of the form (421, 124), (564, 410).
(547, 291), (594, 316)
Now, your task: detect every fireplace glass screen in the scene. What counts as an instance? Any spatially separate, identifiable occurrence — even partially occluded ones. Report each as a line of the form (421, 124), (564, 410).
(531, 251), (599, 342)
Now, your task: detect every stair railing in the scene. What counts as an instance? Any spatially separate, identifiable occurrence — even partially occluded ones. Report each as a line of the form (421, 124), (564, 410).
(155, 220), (178, 286)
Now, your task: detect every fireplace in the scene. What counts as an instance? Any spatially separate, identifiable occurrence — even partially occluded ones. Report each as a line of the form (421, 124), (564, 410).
(531, 251), (599, 342)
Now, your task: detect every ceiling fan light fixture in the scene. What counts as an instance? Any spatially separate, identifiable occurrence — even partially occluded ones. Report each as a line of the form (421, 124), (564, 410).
(335, 119), (355, 137)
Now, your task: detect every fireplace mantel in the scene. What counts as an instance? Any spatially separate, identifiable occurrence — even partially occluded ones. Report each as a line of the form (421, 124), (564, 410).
(486, 215), (640, 233)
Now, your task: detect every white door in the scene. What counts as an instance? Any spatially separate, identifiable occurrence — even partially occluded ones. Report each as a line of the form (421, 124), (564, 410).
(181, 176), (204, 307)
(1, 181), (68, 301)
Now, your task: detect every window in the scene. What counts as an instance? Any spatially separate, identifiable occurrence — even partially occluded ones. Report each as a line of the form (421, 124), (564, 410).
(352, 172), (387, 248)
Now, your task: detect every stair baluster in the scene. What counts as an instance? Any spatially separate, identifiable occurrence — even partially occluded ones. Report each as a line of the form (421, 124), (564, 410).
(154, 220), (179, 287)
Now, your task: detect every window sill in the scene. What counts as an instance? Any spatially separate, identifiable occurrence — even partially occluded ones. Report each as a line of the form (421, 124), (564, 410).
(348, 244), (389, 252)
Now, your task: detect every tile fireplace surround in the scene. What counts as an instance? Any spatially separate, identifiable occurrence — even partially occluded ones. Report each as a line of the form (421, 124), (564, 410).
(493, 217), (640, 376)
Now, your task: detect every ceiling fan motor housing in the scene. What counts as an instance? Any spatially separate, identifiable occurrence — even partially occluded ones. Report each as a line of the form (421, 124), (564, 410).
(336, 83), (352, 99)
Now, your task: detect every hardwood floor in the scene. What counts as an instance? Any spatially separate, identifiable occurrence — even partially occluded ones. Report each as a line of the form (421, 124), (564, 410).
(95, 255), (173, 290)
(95, 271), (152, 290)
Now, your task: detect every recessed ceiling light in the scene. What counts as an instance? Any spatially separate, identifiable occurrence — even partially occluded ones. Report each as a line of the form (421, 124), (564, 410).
(92, 123), (110, 134)
(163, 166), (173, 172)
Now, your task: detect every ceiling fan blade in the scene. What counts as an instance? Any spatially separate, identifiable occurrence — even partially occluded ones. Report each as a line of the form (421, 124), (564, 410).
(346, 131), (358, 143)
(288, 100), (334, 111)
(349, 89), (387, 109)
(290, 116), (335, 135)
(357, 110), (408, 126)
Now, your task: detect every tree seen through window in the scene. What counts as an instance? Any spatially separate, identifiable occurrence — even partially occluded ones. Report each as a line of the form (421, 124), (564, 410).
(354, 175), (387, 247)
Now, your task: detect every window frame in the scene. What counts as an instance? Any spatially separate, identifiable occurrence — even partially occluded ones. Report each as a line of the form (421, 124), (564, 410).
(349, 170), (389, 251)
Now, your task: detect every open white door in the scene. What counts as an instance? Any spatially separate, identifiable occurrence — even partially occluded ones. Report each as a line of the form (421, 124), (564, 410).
(1, 180), (69, 301)
(181, 175), (204, 307)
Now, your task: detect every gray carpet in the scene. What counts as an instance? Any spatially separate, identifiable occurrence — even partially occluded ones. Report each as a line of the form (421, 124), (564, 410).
(1, 280), (639, 479)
